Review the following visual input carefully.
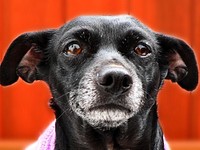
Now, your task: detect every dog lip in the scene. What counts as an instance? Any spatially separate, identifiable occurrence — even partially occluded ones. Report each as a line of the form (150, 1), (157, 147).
(89, 103), (131, 113)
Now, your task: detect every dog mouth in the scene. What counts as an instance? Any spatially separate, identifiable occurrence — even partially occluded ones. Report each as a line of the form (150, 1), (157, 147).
(69, 83), (143, 128)
(84, 103), (133, 127)
(89, 103), (131, 113)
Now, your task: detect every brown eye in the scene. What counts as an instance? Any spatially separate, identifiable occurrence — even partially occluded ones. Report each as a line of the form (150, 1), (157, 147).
(63, 43), (82, 56)
(134, 44), (151, 57)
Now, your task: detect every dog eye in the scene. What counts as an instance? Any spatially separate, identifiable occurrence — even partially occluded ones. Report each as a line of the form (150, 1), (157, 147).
(63, 43), (82, 56)
(134, 44), (151, 57)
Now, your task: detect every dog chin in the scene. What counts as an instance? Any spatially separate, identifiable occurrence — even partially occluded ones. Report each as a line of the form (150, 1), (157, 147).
(84, 108), (133, 128)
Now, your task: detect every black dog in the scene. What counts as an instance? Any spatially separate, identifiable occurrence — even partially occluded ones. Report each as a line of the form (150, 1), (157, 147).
(0, 15), (198, 150)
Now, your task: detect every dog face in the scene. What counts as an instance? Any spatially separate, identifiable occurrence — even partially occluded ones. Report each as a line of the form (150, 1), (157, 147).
(0, 15), (198, 129)
(53, 16), (153, 128)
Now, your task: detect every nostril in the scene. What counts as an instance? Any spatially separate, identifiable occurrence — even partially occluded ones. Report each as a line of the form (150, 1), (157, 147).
(122, 75), (133, 88)
(102, 75), (114, 86)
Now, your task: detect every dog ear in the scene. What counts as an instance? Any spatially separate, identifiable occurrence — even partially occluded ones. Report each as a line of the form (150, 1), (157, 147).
(0, 30), (55, 86)
(157, 33), (198, 91)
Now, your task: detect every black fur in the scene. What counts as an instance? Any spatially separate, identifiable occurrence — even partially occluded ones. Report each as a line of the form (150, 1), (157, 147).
(0, 15), (198, 150)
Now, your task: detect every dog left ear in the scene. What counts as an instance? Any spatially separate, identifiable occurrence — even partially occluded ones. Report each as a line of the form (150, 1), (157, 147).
(0, 29), (55, 86)
(157, 33), (198, 91)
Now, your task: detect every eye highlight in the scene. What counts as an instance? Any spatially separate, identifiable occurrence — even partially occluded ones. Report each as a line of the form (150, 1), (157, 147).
(134, 43), (151, 57)
(63, 42), (83, 56)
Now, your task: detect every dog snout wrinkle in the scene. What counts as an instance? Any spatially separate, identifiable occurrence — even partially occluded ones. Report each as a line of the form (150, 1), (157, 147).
(97, 66), (133, 95)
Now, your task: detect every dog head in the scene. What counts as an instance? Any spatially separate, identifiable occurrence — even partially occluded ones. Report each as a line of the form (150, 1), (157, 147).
(0, 15), (198, 128)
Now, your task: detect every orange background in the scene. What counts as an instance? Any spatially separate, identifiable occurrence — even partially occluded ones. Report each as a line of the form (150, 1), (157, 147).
(0, 0), (200, 143)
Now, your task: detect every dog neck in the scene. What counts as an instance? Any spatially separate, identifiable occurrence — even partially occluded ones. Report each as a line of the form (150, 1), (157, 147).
(51, 97), (164, 150)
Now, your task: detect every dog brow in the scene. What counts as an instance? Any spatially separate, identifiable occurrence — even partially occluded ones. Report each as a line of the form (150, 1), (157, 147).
(125, 29), (148, 39)
(58, 27), (94, 46)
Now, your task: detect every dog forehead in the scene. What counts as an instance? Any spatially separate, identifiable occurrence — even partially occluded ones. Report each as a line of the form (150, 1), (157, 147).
(72, 15), (136, 24)
(55, 15), (156, 46)
(60, 15), (147, 32)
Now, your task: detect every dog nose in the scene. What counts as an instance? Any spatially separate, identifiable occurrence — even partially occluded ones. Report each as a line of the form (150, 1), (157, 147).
(97, 66), (133, 95)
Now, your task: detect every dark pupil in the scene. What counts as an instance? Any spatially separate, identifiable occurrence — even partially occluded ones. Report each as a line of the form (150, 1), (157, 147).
(67, 43), (81, 54)
(69, 44), (79, 51)
(136, 45), (148, 56)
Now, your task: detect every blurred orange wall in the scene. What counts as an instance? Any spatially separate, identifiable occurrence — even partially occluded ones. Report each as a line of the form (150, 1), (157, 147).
(0, 0), (200, 140)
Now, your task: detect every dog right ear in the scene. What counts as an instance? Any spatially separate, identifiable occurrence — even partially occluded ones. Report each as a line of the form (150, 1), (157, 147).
(0, 30), (55, 86)
(157, 33), (198, 91)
